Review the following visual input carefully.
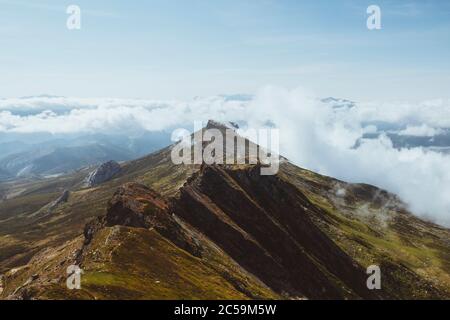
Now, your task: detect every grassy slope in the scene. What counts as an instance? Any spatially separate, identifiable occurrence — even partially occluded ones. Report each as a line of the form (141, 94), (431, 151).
(280, 162), (450, 298)
(1, 225), (279, 299)
(0, 146), (196, 273)
(77, 227), (278, 300)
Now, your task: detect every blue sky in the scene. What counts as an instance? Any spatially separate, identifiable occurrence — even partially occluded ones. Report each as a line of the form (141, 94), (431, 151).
(0, 0), (449, 101)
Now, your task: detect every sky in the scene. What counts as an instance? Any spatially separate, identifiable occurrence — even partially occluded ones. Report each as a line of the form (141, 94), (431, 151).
(0, 0), (450, 101)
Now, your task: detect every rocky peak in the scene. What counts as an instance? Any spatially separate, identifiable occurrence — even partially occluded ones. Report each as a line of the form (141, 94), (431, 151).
(205, 120), (239, 132)
(86, 160), (121, 187)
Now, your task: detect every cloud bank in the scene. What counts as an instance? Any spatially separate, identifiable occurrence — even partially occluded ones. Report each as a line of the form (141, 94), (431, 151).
(0, 89), (450, 226)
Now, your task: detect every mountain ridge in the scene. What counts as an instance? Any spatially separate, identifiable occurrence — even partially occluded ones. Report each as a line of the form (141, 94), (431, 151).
(0, 121), (449, 299)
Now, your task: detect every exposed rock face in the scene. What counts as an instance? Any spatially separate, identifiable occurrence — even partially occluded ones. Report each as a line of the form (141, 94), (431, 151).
(47, 190), (70, 212)
(106, 183), (167, 228)
(171, 164), (380, 299)
(86, 160), (121, 187)
(83, 183), (202, 256)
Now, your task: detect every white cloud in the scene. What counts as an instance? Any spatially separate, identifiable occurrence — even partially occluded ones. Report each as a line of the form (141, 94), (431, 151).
(0, 89), (449, 226)
(240, 87), (450, 227)
(0, 96), (246, 134)
(398, 124), (444, 136)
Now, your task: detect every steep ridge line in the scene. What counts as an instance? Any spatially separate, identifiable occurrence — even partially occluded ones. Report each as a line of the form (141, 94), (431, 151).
(170, 164), (380, 299)
(62, 163), (381, 299)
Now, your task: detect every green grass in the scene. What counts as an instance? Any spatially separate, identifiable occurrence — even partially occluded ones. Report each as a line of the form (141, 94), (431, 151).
(54, 227), (280, 300)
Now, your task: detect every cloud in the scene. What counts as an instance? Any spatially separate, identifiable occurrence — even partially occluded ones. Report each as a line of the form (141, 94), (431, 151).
(398, 124), (444, 136)
(0, 89), (449, 226)
(240, 87), (450, 227)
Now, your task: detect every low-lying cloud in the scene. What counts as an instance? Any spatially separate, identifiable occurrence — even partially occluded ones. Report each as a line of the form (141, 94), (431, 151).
(0, 88), (449, 226)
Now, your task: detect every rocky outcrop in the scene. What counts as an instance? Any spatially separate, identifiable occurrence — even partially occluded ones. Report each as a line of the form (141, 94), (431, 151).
(83, 183), (202, 257)
(47, 190), (70, 212)
(86, 160), (121, 187)
(106, 183), (168, 228)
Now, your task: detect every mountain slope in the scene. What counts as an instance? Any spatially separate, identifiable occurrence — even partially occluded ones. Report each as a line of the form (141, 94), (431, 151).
(0, 169), (11, 181)
(171, 164), (378, 299)
(1, 183), (278, 299)
(0, 144), (134, 178)
(0, 122), (449, 299)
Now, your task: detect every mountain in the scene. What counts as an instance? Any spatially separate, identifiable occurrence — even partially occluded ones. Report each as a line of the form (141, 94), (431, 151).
(0, 141), (30, 161)
(0, 144), (133, 179)
(0, 132), (172, 181)
(358, 131), (450, 151)
(321, 97), (355, 109)
(323, 98), (450, 152)
(0, 168), (11, 181)
(0, 122), (449, 300)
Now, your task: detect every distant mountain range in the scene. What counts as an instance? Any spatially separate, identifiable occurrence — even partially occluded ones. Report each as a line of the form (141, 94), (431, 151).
(0, 144), (133, 177)
(0, 168), (11, 181)
(0, 132), (172, 181)
(322, 98), (450, 152)
(359, 131), (450, 152)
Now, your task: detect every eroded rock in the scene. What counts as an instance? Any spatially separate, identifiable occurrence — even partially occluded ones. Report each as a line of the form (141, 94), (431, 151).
(86, 160), (121, 187)
(48, 190), (70, 212)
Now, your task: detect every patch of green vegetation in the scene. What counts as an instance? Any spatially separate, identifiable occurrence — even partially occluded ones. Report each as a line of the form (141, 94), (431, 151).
(0, 192), (58, 223)
(75, 227), (278, 300)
